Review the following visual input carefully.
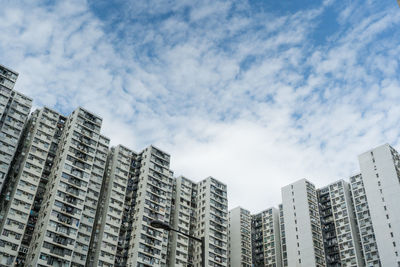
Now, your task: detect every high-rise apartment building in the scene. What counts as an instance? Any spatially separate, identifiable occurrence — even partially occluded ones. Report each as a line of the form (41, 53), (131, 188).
(167, 176), (228, 267)
(318, 180), (363, 267)
(358, 144), (400, 267)
(25, 107), (109, 267)
(88, 145), (134, 267)
(349, 174), (380, 266)
(168, 176), (197, 266)
(193, 177), (228, 267)
(228, 207), (252, 267)
(114, 148), (139, 267)
(251, 208), (281, 267)
(125, 146), (173, 267)
(281, 179), (326, 267)
(0, 64), (32, 193)
(0, 107), (64, 266)
(73, 128), (110, 267)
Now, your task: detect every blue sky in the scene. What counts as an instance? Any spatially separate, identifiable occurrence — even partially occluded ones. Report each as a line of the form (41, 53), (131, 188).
(1, 0), (399, 212)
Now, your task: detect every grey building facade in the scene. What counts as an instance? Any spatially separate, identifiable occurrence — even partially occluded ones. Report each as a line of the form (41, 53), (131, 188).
(318, 180), (363, 267)
(0, 64), (32, 193)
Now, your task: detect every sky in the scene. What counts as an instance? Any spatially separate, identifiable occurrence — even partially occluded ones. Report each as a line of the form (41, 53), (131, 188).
(1, 0), (399, 213)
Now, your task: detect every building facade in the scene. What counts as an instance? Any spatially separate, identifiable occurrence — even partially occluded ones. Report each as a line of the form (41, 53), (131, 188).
(125, 146), (173, 267)
(281, 179), (326, 267)
(167, 176), (229, 267)
(349, 174), (381, 266)
(251, 207), (281, 267)
(358, 144), (400, 267)
(88, 145), (134, 267)
(0, 107), (63, 266)
(318, 180), (363, 267)
(114, 148), (139, 267)
(278, 204), (288, 267)
(228, 207), (252, 267)
(251, 211), (264, 267)
(25, 107), (109, 267)
(193, 177), (228, 267)
(168, 176), (197, 266)
(0, 64), (32, 193)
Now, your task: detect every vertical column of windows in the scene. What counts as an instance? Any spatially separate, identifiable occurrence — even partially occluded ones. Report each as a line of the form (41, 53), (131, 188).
(350, 174), (380, 266)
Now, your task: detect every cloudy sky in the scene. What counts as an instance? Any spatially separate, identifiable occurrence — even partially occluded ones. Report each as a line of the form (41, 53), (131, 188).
(1, 0), (399, 212)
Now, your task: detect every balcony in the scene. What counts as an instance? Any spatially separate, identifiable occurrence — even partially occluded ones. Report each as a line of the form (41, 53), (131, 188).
(64, 195), (78, 205)
(65, 185), (80, 197)
(68, 177), (82, 187)
(60, 203), (77, 215)
(75, 151), (88, 161)
(53, 235), (69, 246)
(57, 213), (74, 226)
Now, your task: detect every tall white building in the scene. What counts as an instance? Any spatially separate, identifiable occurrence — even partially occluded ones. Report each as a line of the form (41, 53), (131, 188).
(114, 149), (139, 267)
(25, 107), (109, 267)
(281, 179), (325, 267)
(228, 207), (252, 267)
(318, 180), (363, 266)
(349, 174), (380, 266)
(126, 146), (174, 267)
(167, 176), (228, 267)
(72, 133), (109, 267)
(168, 176), (197, 266)
(88, 145), (134, 267)
(358, 144), (400, 267)
(193, 177), (228, 267)
(251, 208), (281, 267)
(0, 64), (32, 193)
(0, 107), (64, 266)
